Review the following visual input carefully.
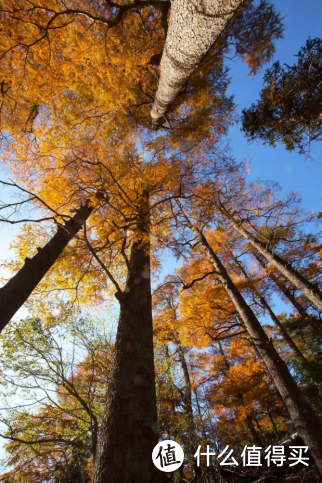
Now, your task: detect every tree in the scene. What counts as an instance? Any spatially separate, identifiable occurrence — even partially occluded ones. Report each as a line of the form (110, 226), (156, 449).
(195, 164), (322, 314)
(150, 0), (283, 128)
(0, 199), (93, 332)
(170, 200), (322, 473)
(0, 316), (113, 482)
(150, 0), (245, 129)
(241, 38), (322, 155)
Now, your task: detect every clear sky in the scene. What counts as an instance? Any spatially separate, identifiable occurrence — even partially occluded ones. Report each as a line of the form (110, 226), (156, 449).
(226, 0), (322, 214)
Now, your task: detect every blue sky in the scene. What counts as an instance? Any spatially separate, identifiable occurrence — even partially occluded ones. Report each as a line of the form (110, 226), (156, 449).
(226, 0), (322, 213)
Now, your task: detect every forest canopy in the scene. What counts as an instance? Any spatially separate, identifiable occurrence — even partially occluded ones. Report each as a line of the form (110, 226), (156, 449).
(0, 1), (322, 483)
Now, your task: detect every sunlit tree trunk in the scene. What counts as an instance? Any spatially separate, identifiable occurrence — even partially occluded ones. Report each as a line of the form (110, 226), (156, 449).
(228, 250), (308, 364)
(0, 202), (92, 333)
(254, 253), (322, 340)
(220, 208), (322, 312)
(194, 226), (322, 475)
(150, 0), (245, 129)
(93, 191), (161, 483)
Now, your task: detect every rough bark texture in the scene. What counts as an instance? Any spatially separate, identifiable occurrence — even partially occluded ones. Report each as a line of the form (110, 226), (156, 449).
(222, 210), (322, 313)
(0, 203), (92, 333)
(150, 0), (245, 128)
(254, 254), (322, 340)
(93, 192), (161, 483)
(229, 251), (308, 365)
(195, 227), (322, 475)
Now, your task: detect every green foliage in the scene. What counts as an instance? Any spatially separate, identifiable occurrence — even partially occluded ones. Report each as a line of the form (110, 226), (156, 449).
(241, 38), (322, 154)
(0, 315), (113, 482)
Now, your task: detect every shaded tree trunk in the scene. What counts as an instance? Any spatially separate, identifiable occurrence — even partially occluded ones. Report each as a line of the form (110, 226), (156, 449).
(150, 0), (245, 129)
(219, 207), (322, 313)
(266, 403), (281, 440)
(0, 202), (92, 333)
(173, 332), (202, 483)
(93, 192), (161, 483)
(229, 250), (308, 364)
(194, 226), (322, 475)
(246, 415), (264, 446)
(254, 253), (322, 340)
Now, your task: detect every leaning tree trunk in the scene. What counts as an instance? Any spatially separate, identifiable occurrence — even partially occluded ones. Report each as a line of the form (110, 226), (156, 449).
(194, 226), (322, 474)
(254, 253), (322, 340)
(150, 0), (245, 129)
(228, 249), (308, 364)
(0, 202), (93, 333)
(93, 192), (161, 483)
(219, 208), (322, 313)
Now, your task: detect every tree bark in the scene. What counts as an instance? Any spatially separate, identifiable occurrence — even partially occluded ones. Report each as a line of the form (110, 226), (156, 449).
(150, 0), (245, 129)
(229, 250), (308, 365)
(254, 253), (322, 340)
(194, 227), (322, 475)
(0, 202), (93, 333)
(220, 208), (322, 313)
(93, 192), (161, 483)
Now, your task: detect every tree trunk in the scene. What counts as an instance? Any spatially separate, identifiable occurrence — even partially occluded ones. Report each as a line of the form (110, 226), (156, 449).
(246, 415), (264, 446)
(229, 250), (308, 364)
(173, 332), (202, 483)
(254, 253), (322, 340)
(0, 202), (92, 333)
(194, 227), (322, 475)
(220, 208), (322, 312)
(93, 192), (161, 483)
(150, 0), (245, 129)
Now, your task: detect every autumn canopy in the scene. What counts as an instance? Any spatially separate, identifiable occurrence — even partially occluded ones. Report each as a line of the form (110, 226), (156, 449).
(0, 1), (322, 483)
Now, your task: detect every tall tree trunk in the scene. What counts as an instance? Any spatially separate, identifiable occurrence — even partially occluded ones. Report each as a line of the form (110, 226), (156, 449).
(228, 249), (308, 364)
(246, 415), (265, 446)
(173, 332), (202, 483)
(254, 253), (322, 340)
(150, 0), (245, 129)
(194, 227), (322, 475)
(266, 403), (281, 440)
(93, 192), (160, 483)
(0, 202), (92, 333)
(219, 207), (322, 312)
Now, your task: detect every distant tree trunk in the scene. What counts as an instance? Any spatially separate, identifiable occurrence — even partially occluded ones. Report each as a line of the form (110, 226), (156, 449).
(150, 0), (245, 129)
(246, 415), (265, 446)
(194, 226), (322, 475)
(219, 208), (322, 313)
(266, 403), (281, 440)
(93, 191), (161, 483)
(228, 249), (308, 364)
(0, 202), (92, 333)
(173, 331), (202, 483)
(254, 253), (322, 340)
